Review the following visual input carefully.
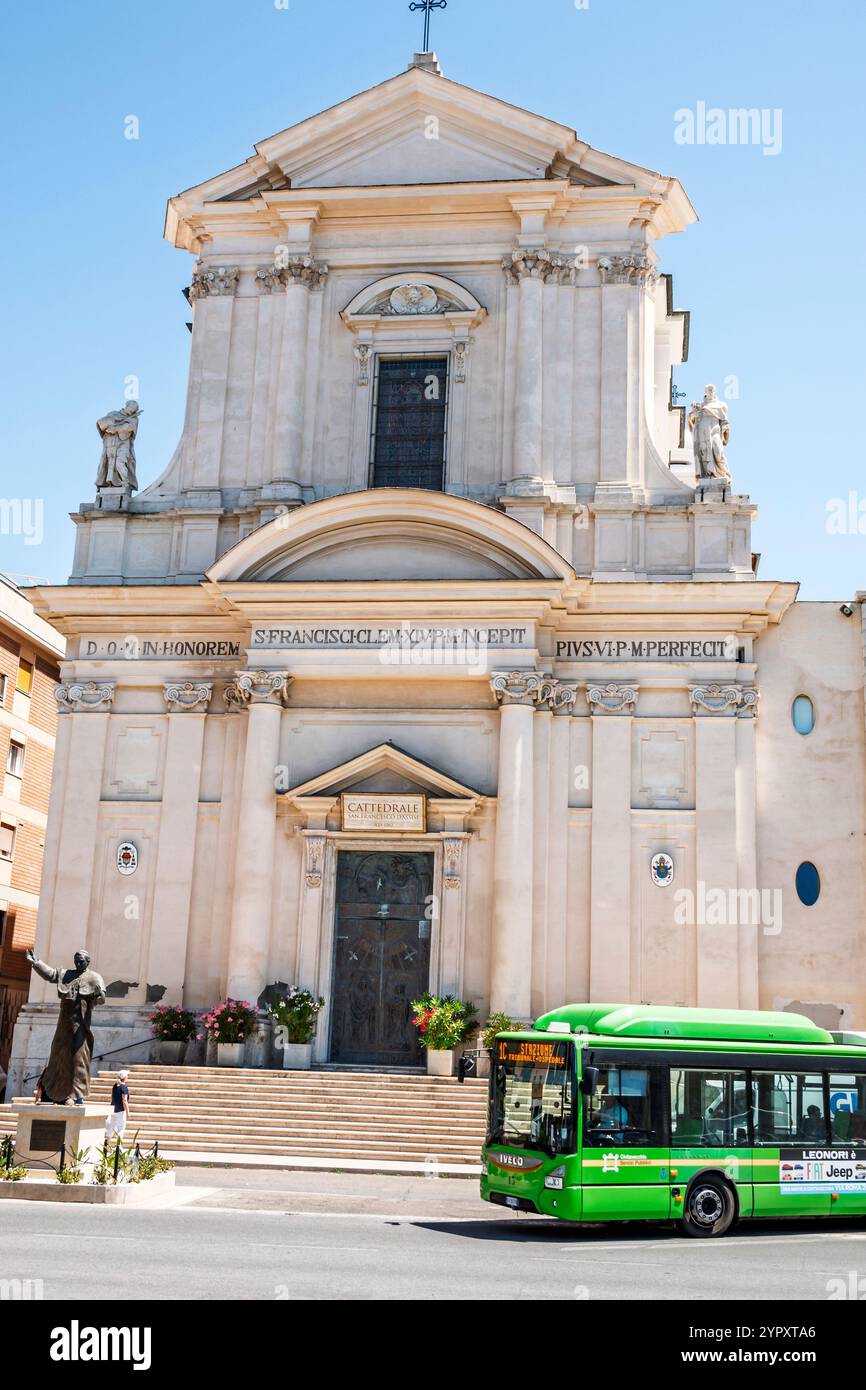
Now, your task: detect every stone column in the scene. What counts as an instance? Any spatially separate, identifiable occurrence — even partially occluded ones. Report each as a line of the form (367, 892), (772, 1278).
(185, 264), (240, 492)
(587, 683), (638, 999)
(489, 671), (546, 1018)
(502, 251), (547, 489)
(690, 684), (754, 1008)
(543, 683), (578, 1012)
(266, 256), (328, 483)
(225, 671), (292, 1003)
(148, 683), (213, 1005)
(597, 253), (658, 492)
(37, 683), (115, 995)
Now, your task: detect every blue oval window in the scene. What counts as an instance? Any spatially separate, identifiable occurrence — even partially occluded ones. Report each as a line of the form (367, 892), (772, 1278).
(795, 862), (820, 906)
(792, 695), (815, 735)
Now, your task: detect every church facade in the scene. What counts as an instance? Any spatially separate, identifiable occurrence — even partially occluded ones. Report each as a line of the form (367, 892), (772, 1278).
(9, 55), (866, 1088)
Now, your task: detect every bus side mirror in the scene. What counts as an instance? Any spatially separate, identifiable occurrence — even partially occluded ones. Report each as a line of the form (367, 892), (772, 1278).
(579, 1066), (599, 1096)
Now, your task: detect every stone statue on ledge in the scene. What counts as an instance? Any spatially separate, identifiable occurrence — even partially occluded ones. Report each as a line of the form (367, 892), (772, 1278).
(688, 384), (731, 486)
(96, 401), (141, 493)
(25, 948), (106, 1105)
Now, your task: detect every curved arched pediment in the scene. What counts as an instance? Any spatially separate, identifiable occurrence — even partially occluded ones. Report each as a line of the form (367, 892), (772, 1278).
(207, 490), (574, 584)
(342, 272), (484, 322)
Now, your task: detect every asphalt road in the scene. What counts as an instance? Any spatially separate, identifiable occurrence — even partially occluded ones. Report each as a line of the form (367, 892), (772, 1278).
(1, 1168), (865, 1301)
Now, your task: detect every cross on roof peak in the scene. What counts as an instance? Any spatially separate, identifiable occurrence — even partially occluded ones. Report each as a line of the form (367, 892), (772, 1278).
(409, 0), (447, 54)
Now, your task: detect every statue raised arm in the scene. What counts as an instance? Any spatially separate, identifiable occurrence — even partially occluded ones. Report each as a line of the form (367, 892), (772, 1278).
(25, 948), (59, 985)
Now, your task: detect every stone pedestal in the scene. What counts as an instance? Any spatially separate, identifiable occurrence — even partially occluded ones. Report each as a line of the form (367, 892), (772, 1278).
(11, 1102), (110, 1177)
(94, 486), (132, 511)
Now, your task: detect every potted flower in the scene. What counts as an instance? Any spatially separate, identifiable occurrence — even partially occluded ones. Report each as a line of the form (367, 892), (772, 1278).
(202, 998), (258, 1067)
(411, 992), (478, 1076)
(148, 1004), (198, 1064)
(477, 1011), (518, 1078)
(268, 987), (325, 1069)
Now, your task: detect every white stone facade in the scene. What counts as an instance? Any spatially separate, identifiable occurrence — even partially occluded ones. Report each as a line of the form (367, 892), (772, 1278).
(9, 60), (865, 1089)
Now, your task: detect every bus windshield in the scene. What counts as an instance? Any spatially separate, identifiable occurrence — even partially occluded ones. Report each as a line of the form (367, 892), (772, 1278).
(487, 1038), (576, 1156)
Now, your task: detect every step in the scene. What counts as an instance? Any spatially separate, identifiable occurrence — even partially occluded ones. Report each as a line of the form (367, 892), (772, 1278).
(128, 1138), (480, 1162)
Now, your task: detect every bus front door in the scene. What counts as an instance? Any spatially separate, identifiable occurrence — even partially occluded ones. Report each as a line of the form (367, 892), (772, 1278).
(580, 1064), (671, 1222)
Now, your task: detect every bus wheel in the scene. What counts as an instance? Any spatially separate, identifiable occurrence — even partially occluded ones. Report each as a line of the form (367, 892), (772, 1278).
(681, 1178), (735, 1238)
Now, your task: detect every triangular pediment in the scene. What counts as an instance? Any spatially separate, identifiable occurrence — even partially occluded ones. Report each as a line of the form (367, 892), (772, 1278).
(282, 741), (482, 802)
(168, 66), (679, 210)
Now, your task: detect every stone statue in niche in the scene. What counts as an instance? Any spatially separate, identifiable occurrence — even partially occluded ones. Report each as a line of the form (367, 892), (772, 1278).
(688, 384), (731, 484)
(96, 401), (141, 492)
(26, 948), (106, 1104)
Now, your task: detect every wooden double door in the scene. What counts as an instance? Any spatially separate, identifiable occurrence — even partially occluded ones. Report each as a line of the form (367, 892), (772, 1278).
(330, 851), (434, 1066)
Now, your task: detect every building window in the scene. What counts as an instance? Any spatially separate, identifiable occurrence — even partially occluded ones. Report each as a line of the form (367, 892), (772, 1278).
(0, 908), (6, 950)
(0, 674), (6, 705)
(0, 823), (14, 861)
(370, 356), (448, 490)
(752, 1071), (826, 1145)
(16, 659), (33, 696)
(6, 740), (24, 777)
(792, 695), (815, 735)
(795, 861), (821, 906)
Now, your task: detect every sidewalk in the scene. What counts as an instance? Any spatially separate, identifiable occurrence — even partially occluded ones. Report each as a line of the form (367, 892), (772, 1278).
(158, 1148), (482, 1177)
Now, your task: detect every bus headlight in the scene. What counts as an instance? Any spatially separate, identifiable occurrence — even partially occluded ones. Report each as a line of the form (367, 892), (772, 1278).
(544, 1165), (565, 1190)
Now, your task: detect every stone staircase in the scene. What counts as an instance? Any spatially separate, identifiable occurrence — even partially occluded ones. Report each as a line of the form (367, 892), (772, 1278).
(1, 1066), (489, 1173)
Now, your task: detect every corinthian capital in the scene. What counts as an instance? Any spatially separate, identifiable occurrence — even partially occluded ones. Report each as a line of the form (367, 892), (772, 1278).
(502, 248), (577, 285)
(597, 253), (659, 288)
(586, 683), (638, 714)
(490, 671), (547, 707)
(225, 670), (293, 709)
(56, 681), (115, 713)
(257, 254), (329, 292)
(189, 264), (240, 299)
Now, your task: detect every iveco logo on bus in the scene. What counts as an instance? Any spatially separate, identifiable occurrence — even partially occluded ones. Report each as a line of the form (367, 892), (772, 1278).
(487, 1151), (544, 1172)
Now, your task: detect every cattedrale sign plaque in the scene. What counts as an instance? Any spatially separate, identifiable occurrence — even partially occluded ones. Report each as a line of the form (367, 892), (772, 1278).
(341, 794), (426, 832)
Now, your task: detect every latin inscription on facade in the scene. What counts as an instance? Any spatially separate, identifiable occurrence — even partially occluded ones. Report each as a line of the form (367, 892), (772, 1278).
(555, 637), (735, 660)
(250, 625), (533, 649)
(78, 637), (242, 660)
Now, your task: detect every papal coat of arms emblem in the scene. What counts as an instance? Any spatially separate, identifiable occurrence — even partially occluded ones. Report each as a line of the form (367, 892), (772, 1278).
(651, 852), (674, 887)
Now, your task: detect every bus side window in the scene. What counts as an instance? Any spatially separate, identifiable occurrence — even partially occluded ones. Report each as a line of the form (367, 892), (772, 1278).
(751, 1071), (826, 1145)
(583, 1066), (664, 1147)
(670, 1069), (748, 1147)
(829, 1073), (866, 1144)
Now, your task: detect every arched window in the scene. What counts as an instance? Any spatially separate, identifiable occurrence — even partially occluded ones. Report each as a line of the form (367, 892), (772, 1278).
(792, 695), (815, 735)
(795, 862), (821, 906)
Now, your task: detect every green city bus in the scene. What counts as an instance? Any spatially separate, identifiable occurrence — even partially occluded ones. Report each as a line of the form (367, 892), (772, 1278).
(481, 1004), (866, 1236)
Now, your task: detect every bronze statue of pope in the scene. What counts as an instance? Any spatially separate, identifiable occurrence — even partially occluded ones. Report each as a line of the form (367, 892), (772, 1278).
(26, 948), (106, 1104)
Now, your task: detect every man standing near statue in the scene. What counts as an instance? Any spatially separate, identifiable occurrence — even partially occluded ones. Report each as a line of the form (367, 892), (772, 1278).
(25, 947), (106, 1105)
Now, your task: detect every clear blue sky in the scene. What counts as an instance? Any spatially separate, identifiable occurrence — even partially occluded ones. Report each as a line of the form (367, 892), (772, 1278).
(1, 0), (864, 597)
